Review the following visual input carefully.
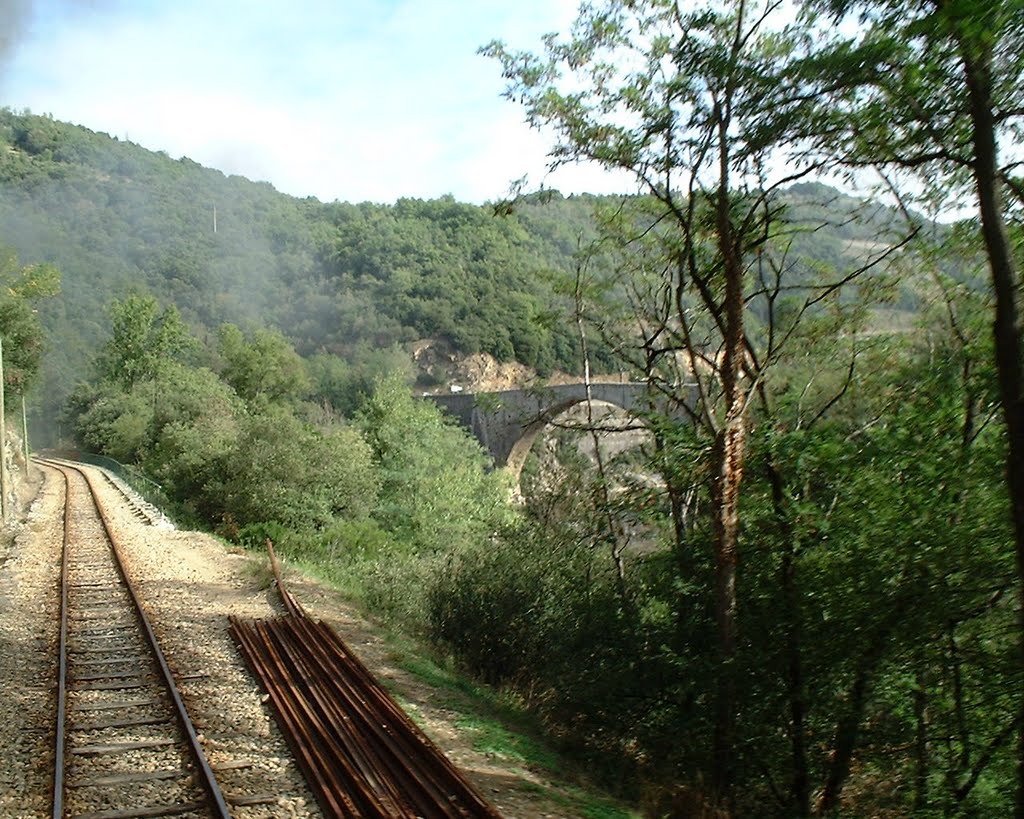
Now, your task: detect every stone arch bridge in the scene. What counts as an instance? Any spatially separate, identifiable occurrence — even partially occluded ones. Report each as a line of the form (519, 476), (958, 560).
(424, 382), (694, 477)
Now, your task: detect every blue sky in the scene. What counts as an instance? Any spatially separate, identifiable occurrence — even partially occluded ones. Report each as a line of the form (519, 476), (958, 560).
(0, 0), (636, 203)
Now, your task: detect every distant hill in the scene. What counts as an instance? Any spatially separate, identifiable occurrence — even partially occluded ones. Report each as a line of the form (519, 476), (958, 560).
(0, 108), (946, 434)
(0, 110), (615, 418)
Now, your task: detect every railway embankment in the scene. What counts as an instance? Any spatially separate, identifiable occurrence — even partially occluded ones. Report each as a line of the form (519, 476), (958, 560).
(0, 459), (634, 818)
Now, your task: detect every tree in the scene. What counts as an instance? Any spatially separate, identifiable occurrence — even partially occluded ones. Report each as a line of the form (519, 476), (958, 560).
(483, 1), (877, 805)
(306, 345), (412, 418)
(0, 245), (60, 393)
(98, 293), (193, 389)
(144, 363), (242, 521)
(220, 405), (377, 531)
(63, 380), (153, 463)
(797, 2), (1024, 809)
(217, 323), (310, 405)
(358, 374), (511, 557)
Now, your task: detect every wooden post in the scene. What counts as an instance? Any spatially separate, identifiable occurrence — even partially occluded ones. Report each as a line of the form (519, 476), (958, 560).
(0, 337), (8, 522)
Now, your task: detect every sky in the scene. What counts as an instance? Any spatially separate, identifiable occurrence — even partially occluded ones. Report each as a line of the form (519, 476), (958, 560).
(0, 0), (638, 204)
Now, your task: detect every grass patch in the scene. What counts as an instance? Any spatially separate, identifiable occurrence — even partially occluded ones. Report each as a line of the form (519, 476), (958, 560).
(384, 635), (565, 771)
(540, 788), (639, 819)
(566, 789), (640, 819)
(382, 637), (641, 818)
(291, 557), (366, 602)
(389, 646), (484, 701)
(241, 555), (275, 591)
(454, 713), (560, 771)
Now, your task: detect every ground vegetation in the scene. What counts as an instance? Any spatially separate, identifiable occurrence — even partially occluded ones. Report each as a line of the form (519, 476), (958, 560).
(25, 1), (1024, 812)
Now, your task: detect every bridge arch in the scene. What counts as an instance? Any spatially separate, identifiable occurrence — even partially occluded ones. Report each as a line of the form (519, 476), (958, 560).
(503, 397), (639, 484)
(423, 382), (690, 489)
(421, 384), (671, 499)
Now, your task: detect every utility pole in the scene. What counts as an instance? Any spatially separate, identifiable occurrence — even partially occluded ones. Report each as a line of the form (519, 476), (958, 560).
(21, 394), (29, 479)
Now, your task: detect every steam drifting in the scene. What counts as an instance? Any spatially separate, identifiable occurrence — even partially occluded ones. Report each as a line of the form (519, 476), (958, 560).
(0, 0), (32, 70)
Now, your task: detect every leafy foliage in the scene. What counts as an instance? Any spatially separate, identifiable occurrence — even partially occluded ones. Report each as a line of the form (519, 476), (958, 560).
(0, 245), (60, 393)
(357, 374), (513, 559)
(0, 106), (937, 445)
(25, 5), (1024, 813)
(217, 324), (310, 404)
(98, 294), (193, 388)
(0, 108), (619, 437)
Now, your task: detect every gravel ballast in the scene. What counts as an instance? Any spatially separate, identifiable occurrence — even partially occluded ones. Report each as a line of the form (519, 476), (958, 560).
(0, 461), (610, 818)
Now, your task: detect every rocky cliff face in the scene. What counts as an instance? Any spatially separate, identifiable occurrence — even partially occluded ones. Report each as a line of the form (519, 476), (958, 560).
(410, 338), (632, 395)
(411, 339), (541, 394)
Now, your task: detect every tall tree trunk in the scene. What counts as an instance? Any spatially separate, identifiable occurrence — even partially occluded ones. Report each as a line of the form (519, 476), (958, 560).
(766, 459), (810, 816)
(948, 624), (971, 774)
(913, 665), (929, 811)
(817, 665), (872, 815)
(574, 260), (632, 614)
(711, 114), (747, 808)
(816, 617), (897, 815)
(710, 417), (743, 805)
(960, 44), (1024, 819)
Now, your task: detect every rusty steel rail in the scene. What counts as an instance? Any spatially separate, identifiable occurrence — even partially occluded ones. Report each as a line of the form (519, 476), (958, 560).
(266, 538), (306, 619)
(52, 468), (70, 819)
(230, 548), (502, 818)
(42, 458), (231, 819)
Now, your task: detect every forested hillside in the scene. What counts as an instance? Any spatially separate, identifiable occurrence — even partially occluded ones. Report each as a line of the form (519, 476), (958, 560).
(2, 1), (1021, 809)
(0, 107), (927, 441)
(0, 108), (611, 435)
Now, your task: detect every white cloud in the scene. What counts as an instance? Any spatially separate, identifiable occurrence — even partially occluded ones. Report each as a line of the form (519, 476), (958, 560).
(2, 0), (627, 203)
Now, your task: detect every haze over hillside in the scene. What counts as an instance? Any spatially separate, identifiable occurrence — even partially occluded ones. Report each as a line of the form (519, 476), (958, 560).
(0, 108), (941, 438)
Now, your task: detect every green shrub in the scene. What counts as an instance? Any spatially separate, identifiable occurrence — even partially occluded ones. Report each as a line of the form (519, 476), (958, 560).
(308, 518), (390, 565)
(360, 551), (446, 633)
(236, 520), (293, 552)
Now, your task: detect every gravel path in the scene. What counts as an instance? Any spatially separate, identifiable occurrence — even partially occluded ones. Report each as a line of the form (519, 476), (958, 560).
(0, 462), (602, 818)
(0, 466), (61, 818)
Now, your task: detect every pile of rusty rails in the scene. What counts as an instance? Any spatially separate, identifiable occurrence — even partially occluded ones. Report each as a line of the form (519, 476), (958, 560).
(229, 542), (503, 818)
(45, 458), (232, 818)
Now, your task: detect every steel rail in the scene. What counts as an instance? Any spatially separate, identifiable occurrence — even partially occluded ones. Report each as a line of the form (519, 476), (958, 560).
(266, 538), (305, 618)
(306, 617), (494, 811)
(229, 545), (502, 818)
(232, 614), (414, 817)
(52, 468), (70, 819)
(42, 458), (231, 819)
(261, 617), (414, 812)
(278, 616), (459, 814)
(230, 615), (384, 817)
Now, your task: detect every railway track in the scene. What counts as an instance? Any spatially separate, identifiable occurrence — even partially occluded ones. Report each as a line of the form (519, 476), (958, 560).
(46, 459), (230, 819)
(42, 458), (504, 818)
